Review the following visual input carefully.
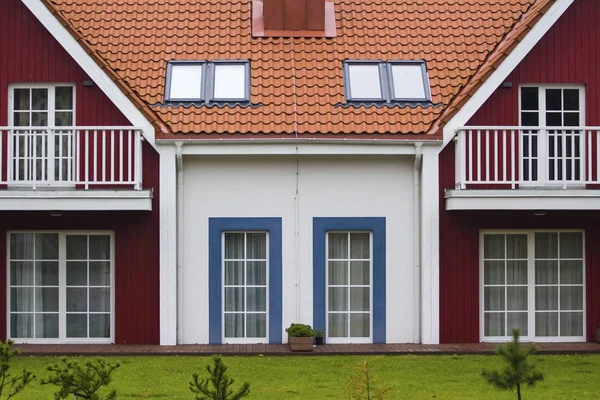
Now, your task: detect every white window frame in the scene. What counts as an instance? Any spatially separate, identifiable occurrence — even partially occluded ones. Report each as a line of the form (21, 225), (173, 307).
(221, 231), (269, 344)
(480, 229), (586, 343)
(6, 231), (115, 344)
(518, 84), (586, 186)
(164, 61), (250, 103)
(8, 83), (77, 187)
(325, 231), (373, 344)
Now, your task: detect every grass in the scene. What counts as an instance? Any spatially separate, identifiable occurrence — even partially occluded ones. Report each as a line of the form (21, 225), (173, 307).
(7, 353), (600, 399)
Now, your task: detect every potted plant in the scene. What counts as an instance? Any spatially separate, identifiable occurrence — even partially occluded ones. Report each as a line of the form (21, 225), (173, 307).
(314, 329), (325, 345)
(286, 323), (315, 351)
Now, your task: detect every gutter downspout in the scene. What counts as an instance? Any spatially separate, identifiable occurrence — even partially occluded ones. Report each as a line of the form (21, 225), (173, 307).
(413, 143), (423, 343)
(175, 142), (183, 344)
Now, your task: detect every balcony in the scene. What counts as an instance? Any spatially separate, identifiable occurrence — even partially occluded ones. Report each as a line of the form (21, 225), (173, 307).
(446, 126), (600, 211)
(0, 127), (152, 211)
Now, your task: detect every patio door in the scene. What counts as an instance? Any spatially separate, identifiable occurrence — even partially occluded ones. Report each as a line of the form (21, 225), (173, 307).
(481, 231), (585, 342)
(520, 86), (584, 185)
(9, 85), (76, 185)
(8, 232), (113, 343)
(326, 232), (372, 343)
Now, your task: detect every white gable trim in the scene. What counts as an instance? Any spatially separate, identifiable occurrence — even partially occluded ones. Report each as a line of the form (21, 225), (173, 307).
(21, 0), (157, 148)
(442, 0), (575, 147)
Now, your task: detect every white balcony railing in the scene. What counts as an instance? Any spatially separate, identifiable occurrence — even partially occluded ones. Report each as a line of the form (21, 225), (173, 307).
(455, 126), (600, 189)
(0, 127), (143, 190)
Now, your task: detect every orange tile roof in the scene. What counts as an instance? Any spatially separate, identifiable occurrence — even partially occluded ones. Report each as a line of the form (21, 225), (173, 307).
(45, 0), (555, 138)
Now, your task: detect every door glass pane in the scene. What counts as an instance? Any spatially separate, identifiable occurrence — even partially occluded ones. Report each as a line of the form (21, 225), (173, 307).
(55, 86), (73, 110)
(328, 313), (348, 337)
(67, 314), (87, 338)
(246, 314), (267, 338)
(350, 314), (370, 337)
(11, 314), (33, 338)
(224, 261), (244, 285)
(89, 262), (111, 286)
(14, 89), (30, 110)
(246, 288), (266, 312)
(350, 288), (370, 311)
(10, 262), (34, 285)
(89, 314), (110, 338)
(484, 235), (505, 259)
(246, 233), (266, 259)
(535, 233), (558, 258)
(247, 261), (266, 285)
(35, 314), (59, 338)
(484, 313), (504, 336)
(507, 312), (528, 336)
(89, 288), (111, 312)
(484, 287), (505, 311)
(536, 312), (558, 336)
(31, 89), (48, 110)
(224, 314), (244, 338)
(560, 232), (583, 258)
(560, 260), (583, 284)
(350, 261), (369, 285)
(484, 261), (505, 285)
(521, 87), (539, 111)
(328, 261), (347, 285)
(328, 287), (348, 311)
(350, 233), (370, 259)
(560, 312), (583, 336)
(67, 235), (88, 259)
(563, 89), (579, 110)
(535, 260), (558, 284)
(224, 233), (244, 259)
(328, 233), (348, 259)
(36, 288), (58, 312)
(67, 288), (88, 312)
(506, 261), (527, 284)
(224, 288), (244, 312)
(89, 235), (111, 260)
(507, 287), (527, 311)
(67, 262), (88, 286)
(546, 89), (562, 111)
(535, 287), (558, 310)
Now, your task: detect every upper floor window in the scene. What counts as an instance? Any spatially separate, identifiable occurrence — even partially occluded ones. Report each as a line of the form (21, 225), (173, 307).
(344, 61), (430, 103)
(165, 61), (250, 103)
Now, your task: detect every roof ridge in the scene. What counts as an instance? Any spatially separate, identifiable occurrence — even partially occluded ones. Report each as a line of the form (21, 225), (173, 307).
(427, 0), (556, 134)
(39, 0), (171, 134)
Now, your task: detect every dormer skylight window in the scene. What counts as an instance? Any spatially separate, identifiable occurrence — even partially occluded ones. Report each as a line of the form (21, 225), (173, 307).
(165, 60), (250, 103)
(344, 60), (431, 103)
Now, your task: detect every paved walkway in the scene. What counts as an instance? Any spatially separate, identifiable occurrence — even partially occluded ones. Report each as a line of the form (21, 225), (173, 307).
(14, 342), (600, 356)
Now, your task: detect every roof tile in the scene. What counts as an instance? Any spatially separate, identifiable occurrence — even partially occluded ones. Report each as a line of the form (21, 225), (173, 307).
(48, 0), (554, 137)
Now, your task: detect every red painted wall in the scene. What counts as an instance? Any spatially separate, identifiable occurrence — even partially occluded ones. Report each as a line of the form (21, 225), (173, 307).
(0, 0), (160, 344)
(440, 0), (600, 343)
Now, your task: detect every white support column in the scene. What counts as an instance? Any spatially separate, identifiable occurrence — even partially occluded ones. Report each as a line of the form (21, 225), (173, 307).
(420, 147), (440, 344)
(159, 146), (178, 345)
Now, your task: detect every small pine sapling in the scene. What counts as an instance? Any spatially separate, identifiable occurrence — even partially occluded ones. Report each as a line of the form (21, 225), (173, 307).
(482, 328), (544, 400)
(344, 360), (391, 400)
(41, 357), (121, 400)
(0, 339), (35, 399)
(189, 355), (250, 400)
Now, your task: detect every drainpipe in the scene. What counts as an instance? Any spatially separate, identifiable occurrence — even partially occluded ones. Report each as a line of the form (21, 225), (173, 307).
(413, 143), (422, 343)
(175, 142), (183, 344)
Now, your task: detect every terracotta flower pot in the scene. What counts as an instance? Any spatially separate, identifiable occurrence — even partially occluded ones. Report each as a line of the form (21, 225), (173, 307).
(288, 336), (314, 351)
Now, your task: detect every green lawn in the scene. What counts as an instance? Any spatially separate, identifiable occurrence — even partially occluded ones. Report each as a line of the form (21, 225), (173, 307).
(8, 354), (600, 399)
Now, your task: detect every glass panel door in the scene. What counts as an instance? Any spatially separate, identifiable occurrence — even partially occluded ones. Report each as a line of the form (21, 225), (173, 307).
(223, 232), (268, 341)
(7, 232), (112, 343)
(9, 233), (59, 339)
(482, 234), (528, 337)
(327, 232), (371, 342)
(10, 86), (75, 184)
(534, 232), (584, 337)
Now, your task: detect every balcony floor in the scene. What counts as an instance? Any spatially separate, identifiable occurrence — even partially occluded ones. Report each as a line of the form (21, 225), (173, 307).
(445, 189), (600, 211)
(0, 189), (153, 211)
(13, 341), (600, 356)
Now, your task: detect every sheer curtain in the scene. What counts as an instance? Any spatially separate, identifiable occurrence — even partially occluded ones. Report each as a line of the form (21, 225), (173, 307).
(327, 232), (371, 339)
(224, 232), (268, 339)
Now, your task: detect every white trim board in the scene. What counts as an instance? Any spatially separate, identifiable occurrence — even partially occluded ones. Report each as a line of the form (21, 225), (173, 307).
(445, 189), (600, 211)
(442, 0), (575, 147)
(20, 0), (157, 148)
(0, 190), (152, 211)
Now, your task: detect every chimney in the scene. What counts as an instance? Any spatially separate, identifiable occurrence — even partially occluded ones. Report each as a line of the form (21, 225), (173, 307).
(263, 0), (326, 32)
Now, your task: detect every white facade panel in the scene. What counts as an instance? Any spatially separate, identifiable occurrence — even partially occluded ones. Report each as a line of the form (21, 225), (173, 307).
(179, 155), (415, 344)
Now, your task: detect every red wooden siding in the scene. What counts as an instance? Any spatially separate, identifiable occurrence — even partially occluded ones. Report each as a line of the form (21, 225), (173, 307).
(440, 0), (600, 343)
(0, 0), (130, 127)
(0, 0), (160, 344)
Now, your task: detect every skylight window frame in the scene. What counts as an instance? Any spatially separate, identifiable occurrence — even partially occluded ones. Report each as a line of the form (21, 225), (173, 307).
(387, 60), (431, 102)
(343, 60), (388, 102)
(207, 60), (251, 103)
(164, 60), (251, 103)
(164, 60), (207, 102)
(343, 60), (431, 104)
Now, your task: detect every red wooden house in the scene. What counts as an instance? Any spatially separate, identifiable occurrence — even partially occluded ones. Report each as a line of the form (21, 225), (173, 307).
(2, 0), (599, 347)
(440, 0), (600, 343)
(0, 0), (161, 344)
